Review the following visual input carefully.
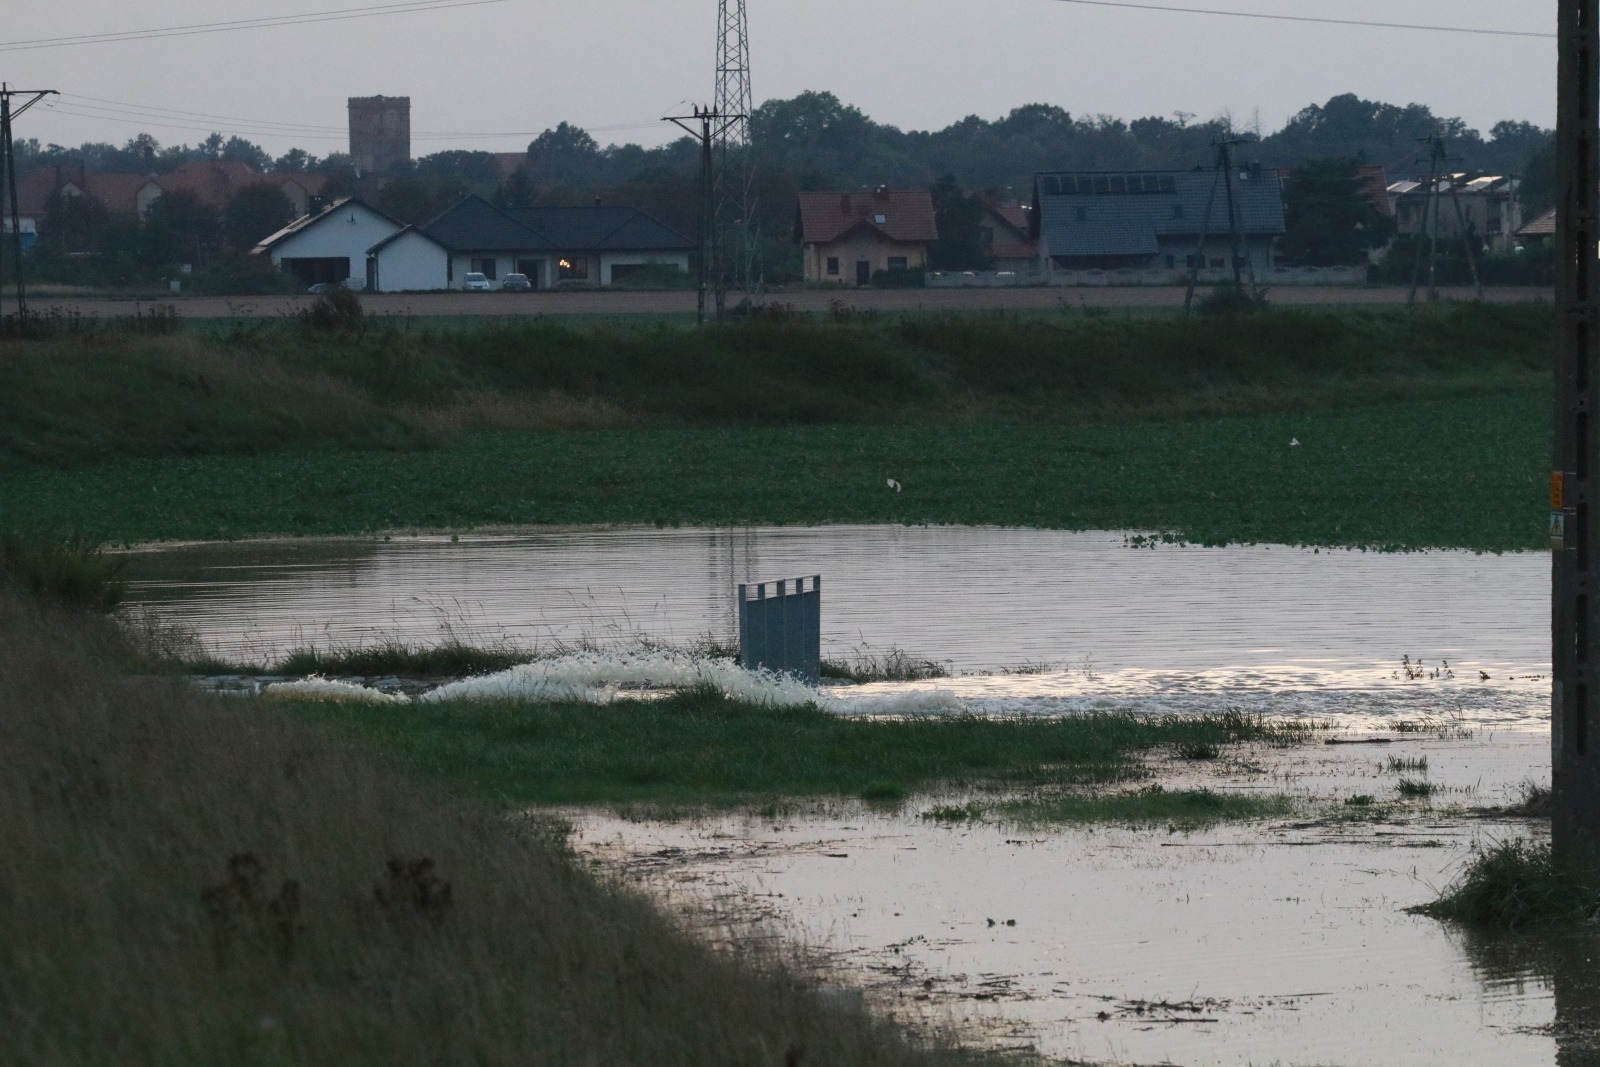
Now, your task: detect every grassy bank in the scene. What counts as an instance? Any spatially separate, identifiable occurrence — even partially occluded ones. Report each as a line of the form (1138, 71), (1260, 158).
(0, 588), (1008, 1066)
(274, 688), (1290, 809)
(5, 390), (1548, 549)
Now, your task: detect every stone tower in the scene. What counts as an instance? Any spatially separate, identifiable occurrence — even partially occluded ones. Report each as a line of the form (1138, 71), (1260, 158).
(347, 96), (411, 175)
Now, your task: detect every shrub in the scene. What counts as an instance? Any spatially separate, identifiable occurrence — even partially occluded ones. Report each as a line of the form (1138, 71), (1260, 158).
(0, 530), (125, 611)
(1412, 839), (1600, 927)
(300, 287), (366, 335)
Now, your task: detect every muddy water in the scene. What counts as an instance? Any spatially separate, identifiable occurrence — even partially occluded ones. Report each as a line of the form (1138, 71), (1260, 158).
(123, 526), (1548, 725)
(123, 525), (1577, 1063)
(577, 732), (1579, 1067)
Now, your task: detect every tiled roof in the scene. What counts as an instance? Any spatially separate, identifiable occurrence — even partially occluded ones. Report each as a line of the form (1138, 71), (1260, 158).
(420, 196), (543, 252)
(155, 160), (259, 208)
(988, 240), (1038, 261)
(14, 168), (155, 215)
(1517, 207), (1557, 238)
(986, 202), (1032, 237)
(796, 189), (939, 244)
(1033, 169), (1284, 258)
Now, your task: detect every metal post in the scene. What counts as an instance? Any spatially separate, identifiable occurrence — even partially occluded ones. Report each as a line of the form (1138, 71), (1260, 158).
(1553, 0), (1600, 860)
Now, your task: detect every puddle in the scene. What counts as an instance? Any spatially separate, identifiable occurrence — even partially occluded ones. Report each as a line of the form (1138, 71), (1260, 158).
(573, 731), (1572, 1067)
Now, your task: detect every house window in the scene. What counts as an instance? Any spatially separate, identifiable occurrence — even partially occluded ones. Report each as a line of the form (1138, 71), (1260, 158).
(887, 256), (908, 270)
(470, 257), (497, 280)
(558, 256), (589, 281)
(1165, 255), (1176, 269)
(826, 256), (840, 276)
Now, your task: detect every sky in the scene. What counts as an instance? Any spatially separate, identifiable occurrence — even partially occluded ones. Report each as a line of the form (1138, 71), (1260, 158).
(4, 0), (1558, 161)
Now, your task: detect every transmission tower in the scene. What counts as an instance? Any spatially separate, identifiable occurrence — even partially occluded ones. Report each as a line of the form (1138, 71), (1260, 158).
(0, 84), (58, 321)
(712, 0), (756, 315)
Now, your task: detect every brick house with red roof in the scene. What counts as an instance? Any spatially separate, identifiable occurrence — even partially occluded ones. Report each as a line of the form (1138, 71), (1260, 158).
(795, 187), (939, 284)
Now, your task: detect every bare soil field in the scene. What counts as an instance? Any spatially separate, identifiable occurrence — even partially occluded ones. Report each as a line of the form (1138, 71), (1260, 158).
(38, 284), (1548, 320)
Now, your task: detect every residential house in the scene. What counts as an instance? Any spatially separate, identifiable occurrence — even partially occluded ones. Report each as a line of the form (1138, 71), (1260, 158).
(979, 200), (1037, 271)
(364, 195), (693, 291)
(1031, 168), (1286, 278)
(1387, 174), (1523, 253)
(795, 188), (939, 284)
(252, 197), (404, 289)
(1516, 207), (1556, 248)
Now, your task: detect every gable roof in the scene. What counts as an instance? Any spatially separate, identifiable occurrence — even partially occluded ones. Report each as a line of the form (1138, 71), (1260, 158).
(1518, 207), (1557, 238)
(251, 197), (401, 253)
(1032, 169), (1285, 257)
(796, 189), (939, 244)
(411, 196), (694, 253)
(14, 168), (155, 215)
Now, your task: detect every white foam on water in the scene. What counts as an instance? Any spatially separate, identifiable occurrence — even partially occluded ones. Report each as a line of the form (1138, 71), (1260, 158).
(262, 676), (408, 704)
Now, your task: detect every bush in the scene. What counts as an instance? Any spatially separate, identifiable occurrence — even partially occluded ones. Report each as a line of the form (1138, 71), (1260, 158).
(870, 266), (926, 288)
(1195, 284), (1270, 316)
(0, 530), (125, 611)
(300, 287), (366, 335)
(1411, 839), (1600, 927)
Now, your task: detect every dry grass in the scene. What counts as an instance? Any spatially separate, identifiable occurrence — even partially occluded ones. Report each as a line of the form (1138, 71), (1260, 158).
(0, 588), (996, 1067)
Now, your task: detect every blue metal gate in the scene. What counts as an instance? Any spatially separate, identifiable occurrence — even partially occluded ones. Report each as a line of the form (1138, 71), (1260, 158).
(738, 575), (821, 684)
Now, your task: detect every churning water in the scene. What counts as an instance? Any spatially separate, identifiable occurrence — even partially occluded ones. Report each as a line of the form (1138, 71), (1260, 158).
(123, 525), (1550, 729)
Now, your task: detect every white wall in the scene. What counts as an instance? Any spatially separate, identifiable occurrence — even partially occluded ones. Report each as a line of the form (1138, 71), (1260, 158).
(372, 230), (448, 292)
(268, 203), (403, 290)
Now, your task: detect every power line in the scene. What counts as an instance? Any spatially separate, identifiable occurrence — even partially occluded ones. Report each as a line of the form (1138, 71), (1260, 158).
(0, 0), (514, 53)
(1044, 0), (1552, 40)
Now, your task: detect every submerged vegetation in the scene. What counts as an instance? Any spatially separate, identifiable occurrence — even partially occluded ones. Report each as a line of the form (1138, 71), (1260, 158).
(0, 301), (1551, 550)
(274, 688), (1294, 809)
(1413, 839), (1600, 928)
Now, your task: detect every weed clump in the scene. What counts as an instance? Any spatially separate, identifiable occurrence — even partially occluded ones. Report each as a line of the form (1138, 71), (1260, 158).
(1412, 839), (1600, 928)
(0, 530), (124, 611)
(299, 286), (366, 335)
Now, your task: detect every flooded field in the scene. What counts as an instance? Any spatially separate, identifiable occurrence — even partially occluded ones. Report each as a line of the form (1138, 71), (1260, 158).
(124, 525), (1568, 1064)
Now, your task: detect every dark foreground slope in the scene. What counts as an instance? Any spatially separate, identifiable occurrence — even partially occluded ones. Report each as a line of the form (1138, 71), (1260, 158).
(0, 589), (991, 1067)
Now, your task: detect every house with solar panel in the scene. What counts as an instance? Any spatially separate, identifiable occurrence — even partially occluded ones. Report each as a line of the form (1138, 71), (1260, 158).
(1031, 168), (1286, 283)
(362, 195), (693, 291)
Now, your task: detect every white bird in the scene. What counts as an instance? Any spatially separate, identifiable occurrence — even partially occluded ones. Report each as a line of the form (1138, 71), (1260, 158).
(886, 478), (902, 492)
(1289, 437), (1300, 447)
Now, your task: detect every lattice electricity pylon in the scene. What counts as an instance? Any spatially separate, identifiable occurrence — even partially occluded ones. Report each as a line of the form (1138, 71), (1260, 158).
(712, 0), (756, 315)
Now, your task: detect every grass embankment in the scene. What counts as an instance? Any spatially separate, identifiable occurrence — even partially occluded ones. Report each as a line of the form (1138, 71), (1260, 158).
(0, 587), (1006, 1067)
(0, 302), (1552, 549)
(274, 689), (1291, 810)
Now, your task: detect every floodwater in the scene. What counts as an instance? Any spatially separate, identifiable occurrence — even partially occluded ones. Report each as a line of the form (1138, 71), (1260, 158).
(123, 525), (1574, 1065)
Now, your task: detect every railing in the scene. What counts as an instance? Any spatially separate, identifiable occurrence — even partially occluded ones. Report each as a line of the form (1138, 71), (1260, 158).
(738, 575), (821, 685)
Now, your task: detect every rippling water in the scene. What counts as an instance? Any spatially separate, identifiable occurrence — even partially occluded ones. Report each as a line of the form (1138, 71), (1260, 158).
(123, 525), (1550, 727)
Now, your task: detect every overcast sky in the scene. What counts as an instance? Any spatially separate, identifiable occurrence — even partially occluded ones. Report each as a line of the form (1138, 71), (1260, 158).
(5, 0), (1557, 160)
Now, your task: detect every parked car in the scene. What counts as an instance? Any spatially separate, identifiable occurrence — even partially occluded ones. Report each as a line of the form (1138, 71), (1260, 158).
(463, 272), (492, 291)
(307, 281), (345, 294)
(501, 273), (532, 291)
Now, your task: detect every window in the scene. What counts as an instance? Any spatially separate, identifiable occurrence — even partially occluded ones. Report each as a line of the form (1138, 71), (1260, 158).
(470, 257), (497, 281)
(558, 257), (589, 281)
(1165, 255), (1176, 269)
(887, 256), (908, 270)
(826, 256), (840, 276)
(874, 213), (887, 224)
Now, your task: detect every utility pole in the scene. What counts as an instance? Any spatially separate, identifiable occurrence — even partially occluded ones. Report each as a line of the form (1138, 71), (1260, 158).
(665, 105), (743, 326)
(1553, 0), (1600, 862)
(0, 84), (57, 322)
(1408, 134), (1483, 304)
(712, 0), (758, 314)
(1184, 137), (1252, 311)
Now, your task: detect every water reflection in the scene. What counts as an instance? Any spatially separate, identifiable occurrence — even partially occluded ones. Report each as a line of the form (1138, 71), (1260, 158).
(1460, 928), (1600, 1066)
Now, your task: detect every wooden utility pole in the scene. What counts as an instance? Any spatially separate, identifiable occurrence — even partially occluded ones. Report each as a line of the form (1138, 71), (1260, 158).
(1184, 138), (1252, 310)
(1553, 0), (1600, 860)
(1408, 135), (1484, 304)
(0, 84), (57, 322)
(665, 105), (743, 326)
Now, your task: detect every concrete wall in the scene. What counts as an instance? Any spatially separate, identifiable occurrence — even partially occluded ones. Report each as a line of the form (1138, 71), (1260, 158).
(930, 264), (1367, 287)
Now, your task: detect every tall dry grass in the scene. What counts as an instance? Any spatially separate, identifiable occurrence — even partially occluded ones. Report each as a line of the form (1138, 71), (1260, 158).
(0, 589), (989, 1066)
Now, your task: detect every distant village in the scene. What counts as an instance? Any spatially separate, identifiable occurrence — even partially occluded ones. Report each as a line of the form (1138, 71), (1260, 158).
(7, 92), (1552, 294)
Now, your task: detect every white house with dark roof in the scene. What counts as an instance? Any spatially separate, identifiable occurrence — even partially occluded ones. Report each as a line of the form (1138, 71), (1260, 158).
(1031, 169), (1285, 280)
(364, 195), (692, 291)
(252, 197), (403, 289)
